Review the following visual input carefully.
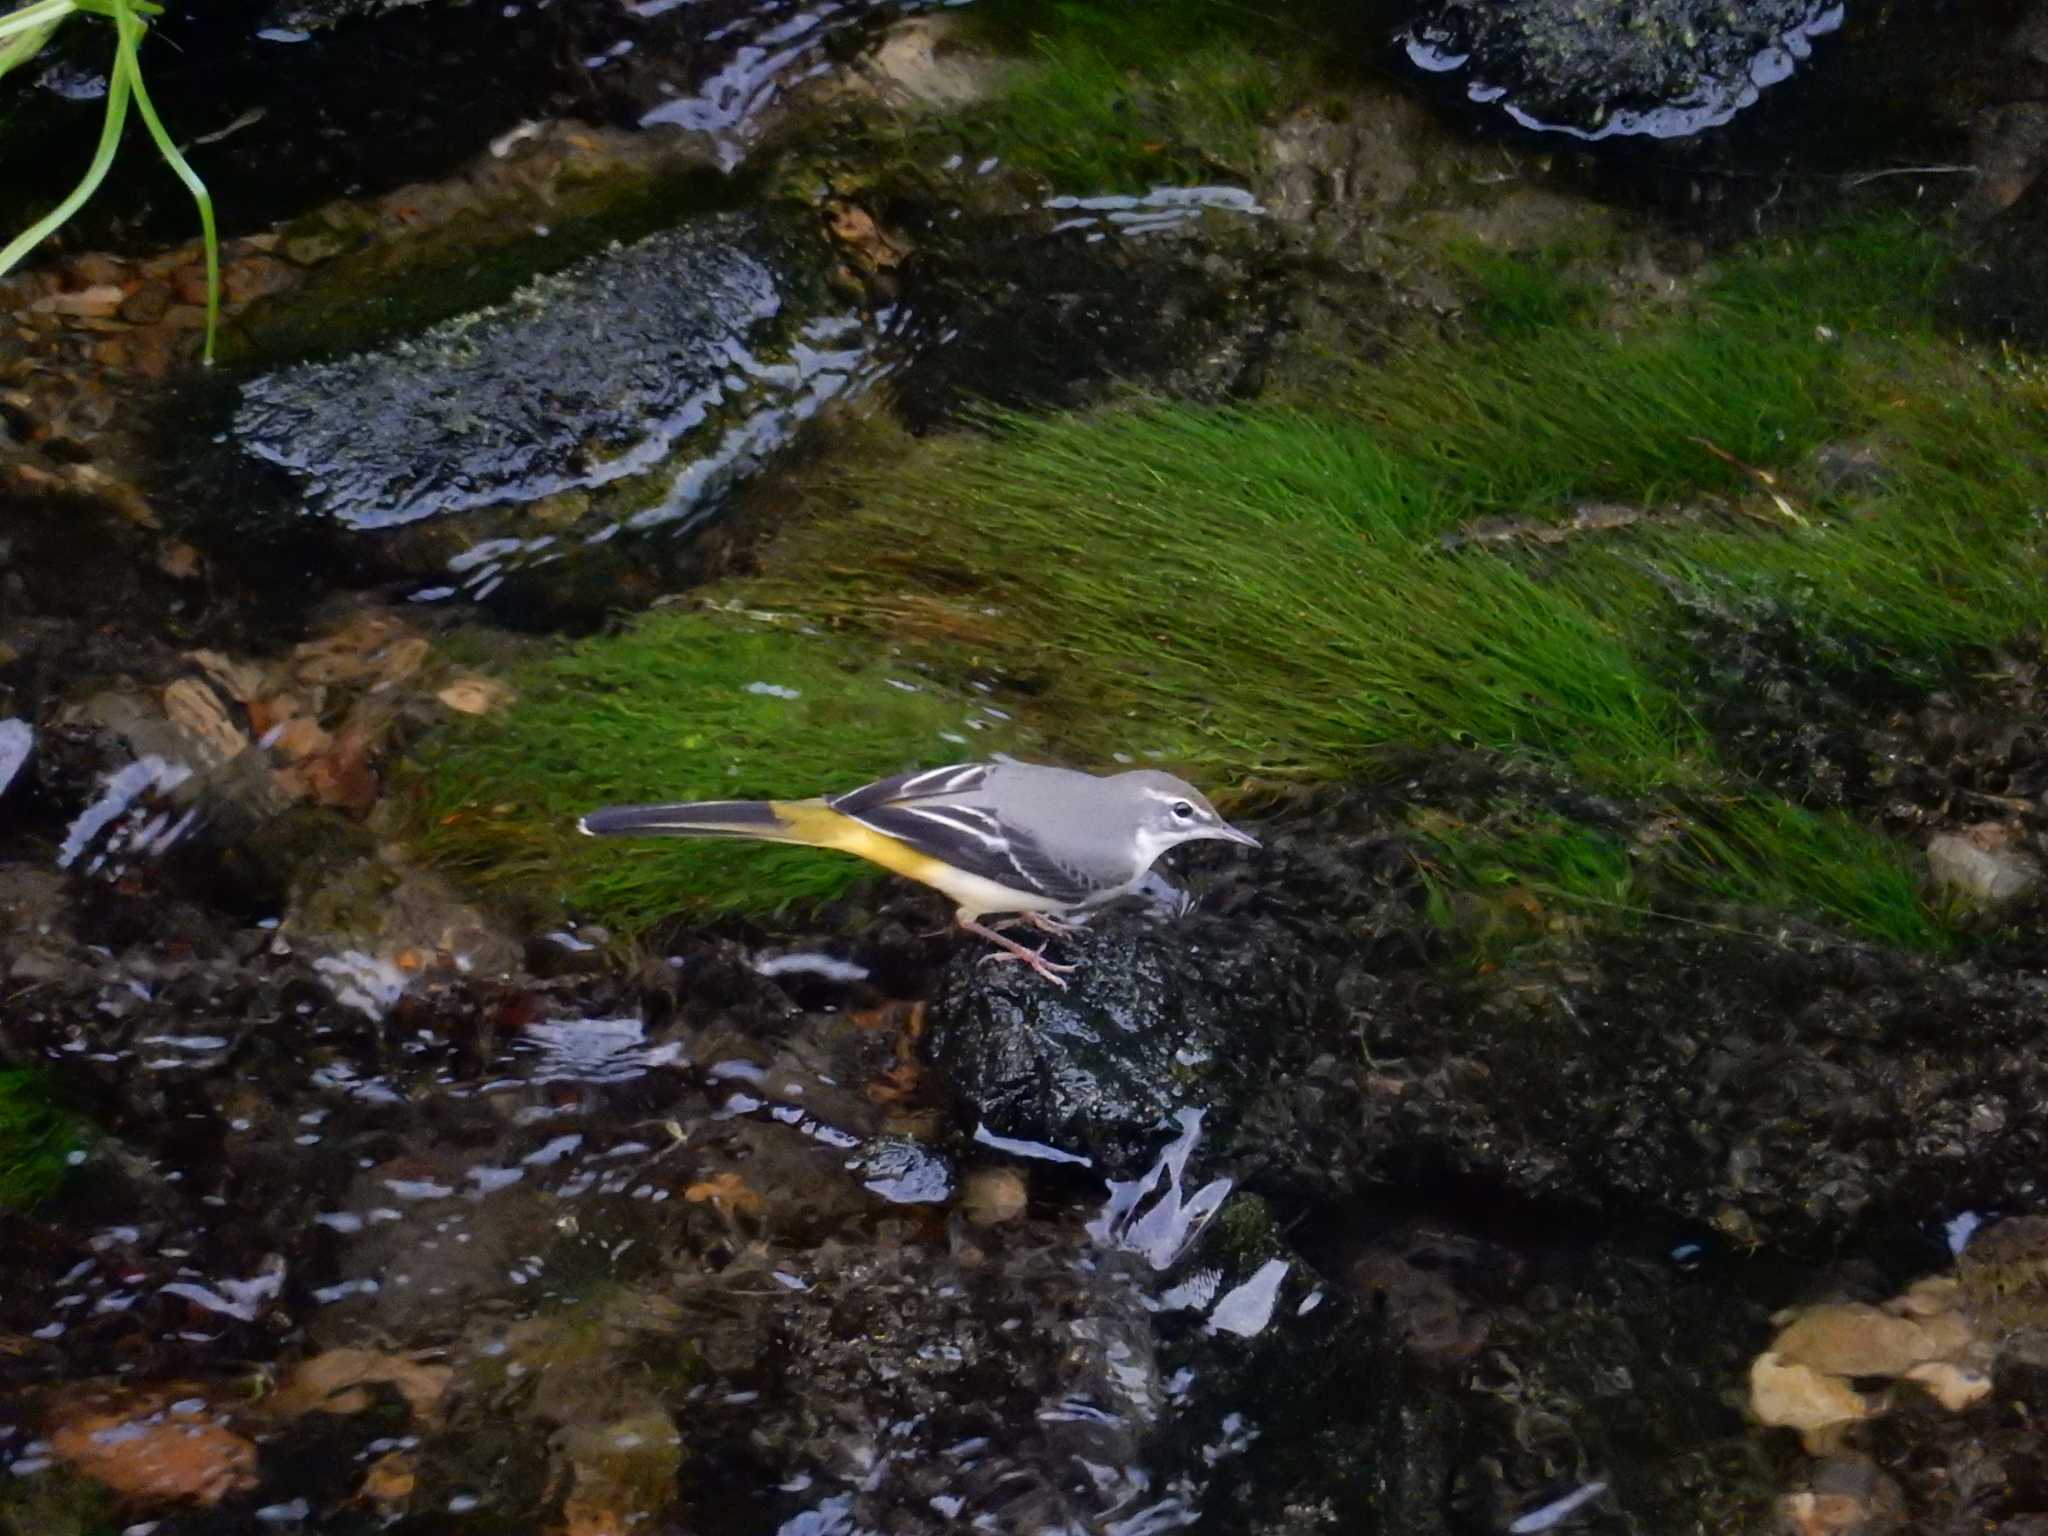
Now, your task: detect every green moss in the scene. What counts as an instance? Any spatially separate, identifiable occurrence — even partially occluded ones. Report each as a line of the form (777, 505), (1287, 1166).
(224, 160), (762, 368)
(1663, 799), (1949, 953)
(763, 403), (1701, 790)
(900, 0), (1356, 192)
(1415, 797), (1948, 956)
(1414, 807), (1640, 950)
(1644, 350), (2048, 663)
(0, 1070), (79, 1211)
(408, 220), (1999, 951)
(1446, 242), (1602, 339)
(409, 608), (1033, 930)
(0, 1467), (117, 1536)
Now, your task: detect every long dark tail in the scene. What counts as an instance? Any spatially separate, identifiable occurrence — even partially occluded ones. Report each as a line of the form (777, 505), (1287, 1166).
(577, 797), (826, 843)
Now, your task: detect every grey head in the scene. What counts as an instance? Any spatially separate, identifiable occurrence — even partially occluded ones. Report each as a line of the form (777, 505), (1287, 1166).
(1110, 769), (1260, 868)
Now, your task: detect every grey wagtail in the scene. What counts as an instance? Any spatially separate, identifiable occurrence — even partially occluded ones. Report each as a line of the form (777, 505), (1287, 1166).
(578, 761), (1260, 987)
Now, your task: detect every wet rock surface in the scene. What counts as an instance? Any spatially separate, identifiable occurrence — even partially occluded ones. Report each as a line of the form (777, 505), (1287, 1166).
(1399, 0), (1847, 140)
(233, 223), (786, 498)
(1, 0), (925, 251)
(924, 788), (2048, 1263)
(211, 213), (881, 618)
(926, 910), (1310, 1177)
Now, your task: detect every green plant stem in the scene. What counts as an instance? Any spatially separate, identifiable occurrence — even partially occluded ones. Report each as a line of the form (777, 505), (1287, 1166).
(0, 29), (133, 277)
(0, 0), (74, 44)
(113, 0), (218, 362)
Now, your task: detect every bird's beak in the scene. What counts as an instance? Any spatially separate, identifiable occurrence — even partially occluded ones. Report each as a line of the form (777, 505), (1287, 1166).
(1215, 822), (1261, 850)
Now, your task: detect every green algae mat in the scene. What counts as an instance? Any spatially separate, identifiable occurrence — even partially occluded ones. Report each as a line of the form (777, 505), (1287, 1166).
(411, 220), (2043, 951)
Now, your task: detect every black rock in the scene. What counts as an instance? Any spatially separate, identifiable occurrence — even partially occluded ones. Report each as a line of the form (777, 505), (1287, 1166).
(925, 910), (1315, 1178)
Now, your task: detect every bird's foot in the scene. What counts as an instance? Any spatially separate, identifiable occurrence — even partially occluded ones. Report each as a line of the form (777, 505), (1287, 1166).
(977, 944), (1078, 989)
(959, 917), (1079, 990)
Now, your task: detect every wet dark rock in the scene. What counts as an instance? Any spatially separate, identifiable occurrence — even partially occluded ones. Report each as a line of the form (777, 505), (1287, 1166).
(206, 211), (884, 626)
(233, 214), (779, 529)
(888, 215), (1293, 430)
(664, 1172), (1410, 1535)
(1400, 0), (1844, 141)
(523, 924), (612, 978)
(2, 0), (582, 251)
(0, 0), (910, 255)
(923, 782), (2048, 1263)
(1437, 1244), (1775, 1532)
(1952, 200), (2048, 348)
(1679, 594), (2048, 857)
(1828, 1350), (2048, 1533)
(925, 911), (1314, 1177)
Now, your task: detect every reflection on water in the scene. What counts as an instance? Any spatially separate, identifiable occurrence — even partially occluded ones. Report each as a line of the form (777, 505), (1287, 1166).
(637, 0), (946, 169)
(53, 757), (197, 876)
(1, 930), (1313, 1529)
(1046, 186), (1265, 242)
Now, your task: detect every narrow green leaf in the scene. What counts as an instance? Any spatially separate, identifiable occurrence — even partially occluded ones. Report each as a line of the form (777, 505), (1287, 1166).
(114, 0), (219, 363)
(0, 32), (133, 279)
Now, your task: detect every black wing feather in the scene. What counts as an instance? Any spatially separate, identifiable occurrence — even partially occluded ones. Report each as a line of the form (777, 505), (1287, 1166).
(849, 804), (1098, 905)
(827, 763), (991, 817)
(830, 764), (1098, 905)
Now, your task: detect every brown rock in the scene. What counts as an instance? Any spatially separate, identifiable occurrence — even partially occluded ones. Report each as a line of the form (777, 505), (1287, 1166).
(46, 1385), (259, 1506)
(162, 678), (249, 764)
(224, 255), (299, 305)
(1749, 1351), (1870, 1434)
(120, 280), (174, 325)
(1777, 1453), (1905, 1535)
(376, 634), (431, 684)
(1772, 1303), (1947, 1376)
(271, 1348), (452, 1421)
(170, 265), (213, 306)
(186, 649), (269, 705)
(67, 253), (128, 287)
(357, 1450), (416, 1507)
(127, 329), (176, 381)
(62, 462), (159, 527)
(961, 1167), (1028, 1225)
(31, 284), (126, 319)
(294, 614), (420, 684)
(270, 714), (333, 763)
(301, 724), (380, 814)
(1902, 1359), (1993, 1411)
(436, 676), (510, 715)
(282, 231), (350, 266)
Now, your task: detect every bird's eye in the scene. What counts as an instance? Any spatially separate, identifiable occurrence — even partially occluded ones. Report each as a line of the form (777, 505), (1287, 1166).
(1171, 801), (1195, 820)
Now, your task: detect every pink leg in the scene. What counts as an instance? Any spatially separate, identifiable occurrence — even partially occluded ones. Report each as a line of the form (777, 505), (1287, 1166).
(959, 915), (1078, 989)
